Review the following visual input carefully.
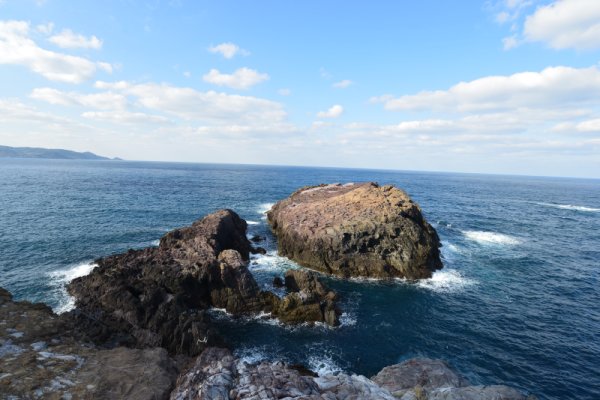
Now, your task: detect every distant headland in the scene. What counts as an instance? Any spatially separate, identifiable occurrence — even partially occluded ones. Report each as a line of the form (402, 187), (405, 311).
(0, 145), (120, 161)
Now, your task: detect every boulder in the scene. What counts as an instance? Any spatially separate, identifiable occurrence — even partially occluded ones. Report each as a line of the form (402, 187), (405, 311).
(267, 182), (443, 279)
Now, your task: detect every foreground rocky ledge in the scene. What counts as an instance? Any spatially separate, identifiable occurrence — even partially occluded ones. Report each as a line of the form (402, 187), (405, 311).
(67, 209), (341, 357)
(267, 182), (443, 279)
(0, 290), (534, 399)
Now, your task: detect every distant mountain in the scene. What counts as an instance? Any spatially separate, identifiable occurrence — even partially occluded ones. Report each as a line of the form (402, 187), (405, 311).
(0, 145), (120, 160)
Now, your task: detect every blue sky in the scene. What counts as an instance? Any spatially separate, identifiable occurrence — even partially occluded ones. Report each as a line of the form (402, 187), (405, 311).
(1, 0), (599, 178)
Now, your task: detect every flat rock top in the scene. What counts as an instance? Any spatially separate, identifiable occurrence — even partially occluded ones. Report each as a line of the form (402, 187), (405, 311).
(270, 182), (419, 233)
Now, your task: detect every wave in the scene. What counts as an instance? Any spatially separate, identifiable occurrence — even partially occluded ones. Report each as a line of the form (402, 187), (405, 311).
(47, 262), (97, 314)
(246, 220), (260, 225)
(250, 251), (300, 274)
(257, 203), (274, 220)
(538, 202), (600, 213)
(415, 269), (477, 293)
(307, 351), (345, 375)
(462, 230), (521, 245)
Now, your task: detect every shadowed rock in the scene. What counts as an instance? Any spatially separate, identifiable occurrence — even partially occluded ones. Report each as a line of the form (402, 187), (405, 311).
(267, 182), (443, 279)
(67, 209), (341, 357)
(0, 288), (177, 399)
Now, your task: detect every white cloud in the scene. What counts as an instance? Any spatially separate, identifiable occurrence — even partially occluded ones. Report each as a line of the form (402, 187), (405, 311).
(332, 79), (353, 89)
(553, 118), (600, 132)
(523, 0), (600, 50)
(31, 87), (127, 110)
(202, 67), (269, 90)
(503, 35), (519, 49)
(278, 88), (291, 96)
(0, 99), (72, 124)
(317, 104), (344, 118)
(94, 80), (289, 128)
(208, 42), (249, 59)
(0, 20), (111, 83)
(36, 22), (54, 35)
(82, 111), (170, 125)
(183, 71), (191, 78)
(379, 65), (600, 112)
(49, 29), (102, 49)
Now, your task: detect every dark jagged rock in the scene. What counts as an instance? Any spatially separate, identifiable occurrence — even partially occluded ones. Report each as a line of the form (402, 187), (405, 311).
(67, 210), (341, 357)
(277, 269), (340, 326)
(267, 182), (443, 279)
(0, 288), (177, 399)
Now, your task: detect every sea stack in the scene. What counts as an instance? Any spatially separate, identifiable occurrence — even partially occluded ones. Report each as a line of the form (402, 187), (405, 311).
(267, 182), (443, 279)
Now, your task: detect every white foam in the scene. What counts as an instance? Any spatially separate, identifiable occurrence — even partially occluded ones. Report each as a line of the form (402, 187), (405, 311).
(257, 203), (274, 214)
(246, 220), (260, 225)
(416, 269), (476, 293)
(462, 230), (521, 245)
(236, 346), (272, 365)
(48, 262), (97, 314)
(250, 251), (300, 274)
(339, 312), (357, 327)
(307, 352), (344, 375)
(150, 239), (160, 246)
(538, 203), (600, 213)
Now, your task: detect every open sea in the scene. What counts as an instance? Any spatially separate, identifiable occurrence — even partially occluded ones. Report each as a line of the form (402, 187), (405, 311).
(0, 159), (598, 400)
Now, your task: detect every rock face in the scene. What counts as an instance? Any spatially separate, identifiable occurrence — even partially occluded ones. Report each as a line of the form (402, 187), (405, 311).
(170, 348), (534, 400)
(0, 287), (177, 399)
(372, 358), (535, 400)
(67, 209), (341, 357)
(267, 182), (443, 279)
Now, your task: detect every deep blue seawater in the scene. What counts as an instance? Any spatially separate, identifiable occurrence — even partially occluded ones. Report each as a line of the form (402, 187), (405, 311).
(1, 159), (599, 400)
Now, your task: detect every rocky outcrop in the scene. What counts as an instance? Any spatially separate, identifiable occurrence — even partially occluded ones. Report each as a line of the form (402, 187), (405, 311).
(372, 358), (535, 400)
(267, 182), (443, 279)
(0, 287), (177, 399)
(274, 269), (340, 326)
(1, 289), (534, 400)
(67, 209), (341, 357)
(170, 348), (534, 400)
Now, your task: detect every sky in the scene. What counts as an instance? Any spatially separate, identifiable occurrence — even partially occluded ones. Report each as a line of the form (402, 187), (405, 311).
(1, 0), (599, 178)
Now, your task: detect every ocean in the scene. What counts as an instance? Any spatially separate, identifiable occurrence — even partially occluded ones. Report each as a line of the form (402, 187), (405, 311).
(0, 158), (598, 400)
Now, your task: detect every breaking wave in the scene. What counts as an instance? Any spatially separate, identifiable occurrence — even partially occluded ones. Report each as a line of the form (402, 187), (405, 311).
(538, 203), (600, 213)
(416, 269), (477, 293)
(47, 262), (97, 314)
(462, 230), (521, 245)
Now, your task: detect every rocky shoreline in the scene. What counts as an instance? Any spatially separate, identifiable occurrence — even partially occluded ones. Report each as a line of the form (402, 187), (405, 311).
(0, 183), (536, 399)
(0, 290), (534, 398)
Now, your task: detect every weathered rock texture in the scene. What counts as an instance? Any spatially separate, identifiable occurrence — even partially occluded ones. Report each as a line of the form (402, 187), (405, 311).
(372, 358), (535, 400)
(67, 209), (340, 357)
(267, 183), (443, 279)
(170, 348), (534, 400)
(0, 287), (177, 399)
(1, 289), (533, 399)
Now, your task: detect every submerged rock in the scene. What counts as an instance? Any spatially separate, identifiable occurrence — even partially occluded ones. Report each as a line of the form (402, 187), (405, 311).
(267, 182), (443, 279)
(67, 209), (341, 357)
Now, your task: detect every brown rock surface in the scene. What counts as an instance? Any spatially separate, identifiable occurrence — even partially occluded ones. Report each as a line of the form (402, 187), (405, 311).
(0, 288), (177, 400)
(267, 182), (443, 279)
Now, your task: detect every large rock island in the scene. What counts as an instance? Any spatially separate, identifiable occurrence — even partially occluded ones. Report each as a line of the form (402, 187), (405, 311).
(267, 182), (443, 279)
